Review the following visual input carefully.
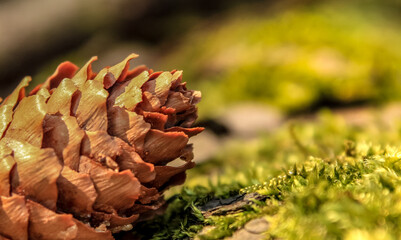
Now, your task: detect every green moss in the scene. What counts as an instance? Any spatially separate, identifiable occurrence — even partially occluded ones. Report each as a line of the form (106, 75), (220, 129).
(130, 111), (401, 239)
(263, 144), (401, 239)
(130, 184), (243, 240)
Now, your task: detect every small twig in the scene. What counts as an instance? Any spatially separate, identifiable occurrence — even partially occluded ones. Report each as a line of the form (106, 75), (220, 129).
(289, 123), (309, 158)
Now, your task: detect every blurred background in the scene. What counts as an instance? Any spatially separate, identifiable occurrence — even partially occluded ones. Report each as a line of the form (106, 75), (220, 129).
(3, 0), (401, 161)
(6, 1), (401, 238)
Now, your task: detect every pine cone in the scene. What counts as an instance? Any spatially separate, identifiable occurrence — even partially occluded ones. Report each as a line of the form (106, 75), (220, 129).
(0, 54), (203, 239)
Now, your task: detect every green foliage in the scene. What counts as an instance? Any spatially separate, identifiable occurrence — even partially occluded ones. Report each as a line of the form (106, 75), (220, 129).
(160, 1), (401, 117)
(131, 184), (244, 239)
(263, 144), (401, 239)
(132, 111), (401, 239)
(130, 186), (207, 239)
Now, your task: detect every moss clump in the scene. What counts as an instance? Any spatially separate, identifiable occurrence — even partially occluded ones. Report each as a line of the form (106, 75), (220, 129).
(260, 144), (401, 239)
(129, 185), (242, 240)
(130, 111), (401, 239)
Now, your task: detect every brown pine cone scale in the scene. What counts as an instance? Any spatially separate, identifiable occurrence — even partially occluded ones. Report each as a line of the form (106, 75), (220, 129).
(0, 54), (203, 239)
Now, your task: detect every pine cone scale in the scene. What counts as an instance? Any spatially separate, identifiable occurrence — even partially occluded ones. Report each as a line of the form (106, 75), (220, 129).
(56, 166), (97, 215)
(90, 169), (141, 211)
(0, 153), (14, 197)
(73, 218), (114, 240)
(143, 129), (189, 164)
(116, 141), (155, 183)
(107, 106), (151, 149)
(0, 195), (28, 240)
(75, 80), (109, 132)
(46, 79), (78, 116)
(151, 161), (196, 189)
(112, 71), (149, 110)
(43, 62), (79, 90)
(6, 139), (61, 210)
(5, 95), (47, 147)
(27, 200), (78, 240)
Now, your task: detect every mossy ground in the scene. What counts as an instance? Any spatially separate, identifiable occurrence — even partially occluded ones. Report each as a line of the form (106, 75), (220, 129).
(126, 111), (401, 239)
